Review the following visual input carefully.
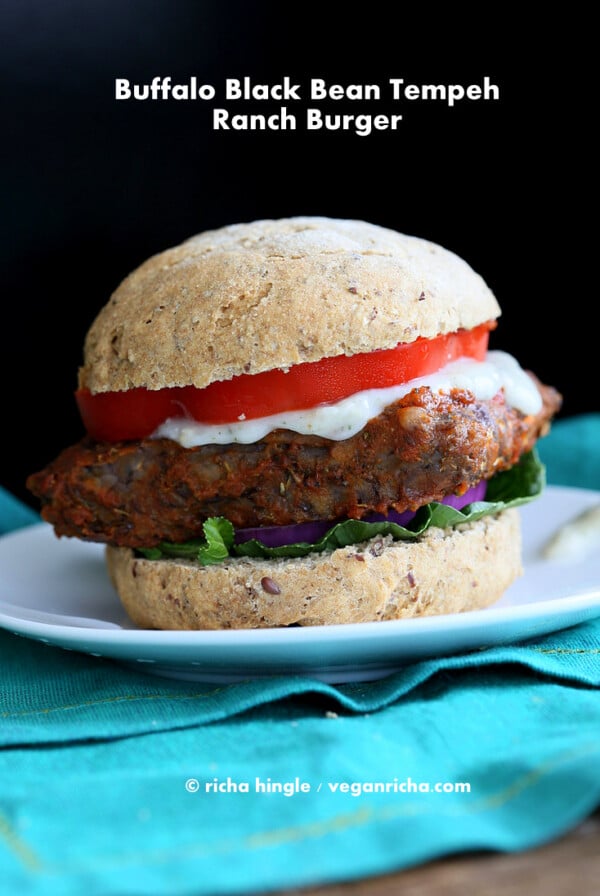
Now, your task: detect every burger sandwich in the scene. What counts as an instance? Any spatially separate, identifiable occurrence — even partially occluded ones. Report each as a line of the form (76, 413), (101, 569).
(27, 217), (562, 629)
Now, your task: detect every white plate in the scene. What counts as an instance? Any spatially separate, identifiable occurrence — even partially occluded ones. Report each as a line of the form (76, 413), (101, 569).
(1, 485), (599, 683)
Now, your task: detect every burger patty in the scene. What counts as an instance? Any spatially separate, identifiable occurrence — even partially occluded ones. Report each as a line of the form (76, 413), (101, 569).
(27, 382), (561, 548)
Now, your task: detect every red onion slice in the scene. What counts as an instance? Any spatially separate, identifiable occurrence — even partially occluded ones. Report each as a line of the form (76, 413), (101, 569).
(234, 481), (488, 548)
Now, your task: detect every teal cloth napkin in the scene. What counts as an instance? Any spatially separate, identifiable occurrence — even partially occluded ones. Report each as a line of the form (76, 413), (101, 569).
(0, 484), (39, 535)
(1, 414), (599, 896)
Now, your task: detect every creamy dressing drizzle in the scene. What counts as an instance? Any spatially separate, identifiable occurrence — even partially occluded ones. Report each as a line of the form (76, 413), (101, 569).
(152, 350), (542, 448)
(542, 503), (600, 562)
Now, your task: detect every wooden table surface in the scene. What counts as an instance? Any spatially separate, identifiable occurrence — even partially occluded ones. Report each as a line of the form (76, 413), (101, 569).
(281, 810), (600, 895)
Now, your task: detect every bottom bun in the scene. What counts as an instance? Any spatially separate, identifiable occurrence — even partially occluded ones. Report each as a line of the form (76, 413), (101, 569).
(106, 510), (522, 630)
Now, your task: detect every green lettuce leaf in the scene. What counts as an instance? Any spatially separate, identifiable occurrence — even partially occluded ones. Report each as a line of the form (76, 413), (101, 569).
(138, 449), (545, 566)
(139, 517), (234, 564)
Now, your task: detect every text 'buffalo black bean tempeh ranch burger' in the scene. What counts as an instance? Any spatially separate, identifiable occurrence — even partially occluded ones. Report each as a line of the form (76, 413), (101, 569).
(28, 217), (562, 629)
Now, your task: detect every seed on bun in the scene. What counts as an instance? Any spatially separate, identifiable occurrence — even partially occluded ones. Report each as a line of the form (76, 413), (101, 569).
(27, 217), (562, 630)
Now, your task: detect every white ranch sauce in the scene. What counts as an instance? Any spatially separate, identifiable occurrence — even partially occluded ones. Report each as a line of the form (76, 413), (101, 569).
(152, 350), (542, 448)
(542, 504), (600, 562)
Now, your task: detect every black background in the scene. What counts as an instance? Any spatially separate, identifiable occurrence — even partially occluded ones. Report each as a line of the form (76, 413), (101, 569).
(1, 3), (589, 507)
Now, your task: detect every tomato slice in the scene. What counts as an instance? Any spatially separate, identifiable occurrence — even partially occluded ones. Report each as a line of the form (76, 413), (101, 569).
(76, 322), (494, 441)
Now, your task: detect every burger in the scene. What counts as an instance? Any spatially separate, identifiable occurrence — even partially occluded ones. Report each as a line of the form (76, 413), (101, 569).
(27, 217), (561, 629)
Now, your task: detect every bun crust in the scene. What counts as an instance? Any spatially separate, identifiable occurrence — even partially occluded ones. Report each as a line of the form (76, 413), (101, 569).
(106, 511), (521, 630)
(80, 217), (500, 393)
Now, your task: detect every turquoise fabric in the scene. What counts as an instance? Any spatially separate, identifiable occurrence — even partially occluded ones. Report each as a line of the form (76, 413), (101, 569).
(0, 484), (39, 535)
(537, 413), (600, 489)
(1, 415), (599, 895)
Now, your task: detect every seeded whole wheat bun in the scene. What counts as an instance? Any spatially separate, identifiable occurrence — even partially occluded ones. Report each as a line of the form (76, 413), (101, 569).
(106, 512), (522, 630)
(85, 217), (518, 630)
(79, 216), (500, 394)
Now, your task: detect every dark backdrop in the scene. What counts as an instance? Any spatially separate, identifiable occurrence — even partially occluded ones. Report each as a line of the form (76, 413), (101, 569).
(1, 3), (588, 507)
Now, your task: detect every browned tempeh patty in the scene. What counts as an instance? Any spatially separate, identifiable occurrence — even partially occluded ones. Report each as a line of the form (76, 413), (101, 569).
(27, 380), (561, 548)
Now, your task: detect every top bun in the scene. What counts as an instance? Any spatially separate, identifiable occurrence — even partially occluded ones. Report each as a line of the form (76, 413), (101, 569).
(79, 217), (501, 393)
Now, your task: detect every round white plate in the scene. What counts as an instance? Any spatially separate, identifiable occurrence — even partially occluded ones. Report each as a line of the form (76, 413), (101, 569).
(1, 485), (599, 683)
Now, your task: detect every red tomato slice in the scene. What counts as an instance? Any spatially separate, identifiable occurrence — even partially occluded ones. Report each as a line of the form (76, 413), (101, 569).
(76, 322), (494, 441)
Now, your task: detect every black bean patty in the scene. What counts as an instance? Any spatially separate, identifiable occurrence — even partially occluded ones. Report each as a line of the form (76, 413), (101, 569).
(27, 379), (561, 548)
